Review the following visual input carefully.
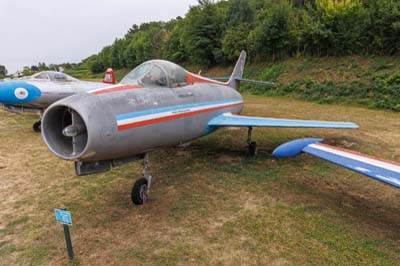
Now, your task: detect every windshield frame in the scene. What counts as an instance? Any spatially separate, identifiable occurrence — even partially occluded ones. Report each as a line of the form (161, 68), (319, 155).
(120, 60), (188, 88)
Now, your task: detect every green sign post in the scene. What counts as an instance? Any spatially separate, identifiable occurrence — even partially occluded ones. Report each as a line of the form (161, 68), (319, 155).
(55, 208), (74, 263)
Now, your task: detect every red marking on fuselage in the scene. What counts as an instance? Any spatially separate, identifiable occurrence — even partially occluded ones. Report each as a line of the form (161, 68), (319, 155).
(118, 102), (242, 131)
(316, 143), (400, 167)
(92, 85), (143, 95)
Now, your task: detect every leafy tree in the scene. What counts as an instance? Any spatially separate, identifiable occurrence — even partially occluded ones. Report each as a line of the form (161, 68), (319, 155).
(111, 38), (127, 69)
(38, 62), (49, 71)
(124, 22), (167, 68)
(181, 1), (224, 66)
(90, 58), (105, 73)
(22, 67), (31, 76)
(222, 23), (251, 61)
(226, 0), (254, 27)
(249, 0), (296, 61)
(0, 65), (7, 76)
(299, 8), (333, 56)
(163, 18), (187, 63)
(362, 0), (400, 54)
(78, 0), (400, 72)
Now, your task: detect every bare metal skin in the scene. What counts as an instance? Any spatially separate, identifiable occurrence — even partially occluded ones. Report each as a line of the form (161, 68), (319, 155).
(41, 51), (358, 205)
(42, 84), (243, 161)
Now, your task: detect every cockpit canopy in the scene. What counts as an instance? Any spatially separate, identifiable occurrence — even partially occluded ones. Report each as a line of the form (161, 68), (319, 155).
(120, 60), (188, 88)
(29, 71), (78, 82)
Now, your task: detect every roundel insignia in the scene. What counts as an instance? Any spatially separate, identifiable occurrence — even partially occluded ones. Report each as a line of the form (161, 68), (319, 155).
(14, 87), (29, 100)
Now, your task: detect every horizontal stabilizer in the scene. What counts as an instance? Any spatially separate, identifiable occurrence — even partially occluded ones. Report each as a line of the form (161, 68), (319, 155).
(208, 113), (359, 129)
(210, 77), (230, 81)
(210, 77), (277, 87)
(236, 78), (277, 86)
(273, 138), (400, 189)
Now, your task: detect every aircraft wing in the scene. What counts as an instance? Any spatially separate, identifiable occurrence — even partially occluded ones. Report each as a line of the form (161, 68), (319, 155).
(207, 113), (359, 129)
(273, 138), (400, 189)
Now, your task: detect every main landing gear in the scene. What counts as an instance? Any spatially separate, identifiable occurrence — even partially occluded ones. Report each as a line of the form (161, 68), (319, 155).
(33, 112), (43, 133)
(131, 153), (152, 205)
(33, 120), (41, 133)
(246, 127), (257, 156)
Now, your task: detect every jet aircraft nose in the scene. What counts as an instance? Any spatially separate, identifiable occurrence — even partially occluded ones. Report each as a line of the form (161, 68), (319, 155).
(0, 82), (41, 105)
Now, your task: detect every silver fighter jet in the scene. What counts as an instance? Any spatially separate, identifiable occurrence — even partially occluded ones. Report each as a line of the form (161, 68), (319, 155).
(41, 51), (369, 205)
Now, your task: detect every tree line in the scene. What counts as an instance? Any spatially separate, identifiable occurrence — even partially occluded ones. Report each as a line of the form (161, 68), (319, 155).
(87, 0), (400, 73)
(0, 65), (7, 77)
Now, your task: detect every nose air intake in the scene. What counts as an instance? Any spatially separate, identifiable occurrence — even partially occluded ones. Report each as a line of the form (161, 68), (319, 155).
(42, 106), (88, 160)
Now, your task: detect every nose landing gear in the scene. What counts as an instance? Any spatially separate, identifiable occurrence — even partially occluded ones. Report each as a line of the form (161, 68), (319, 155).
(131, 153), (152, 205)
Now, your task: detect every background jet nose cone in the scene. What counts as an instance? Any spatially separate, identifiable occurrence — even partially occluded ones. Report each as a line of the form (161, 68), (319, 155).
(0, 82), (41, 104)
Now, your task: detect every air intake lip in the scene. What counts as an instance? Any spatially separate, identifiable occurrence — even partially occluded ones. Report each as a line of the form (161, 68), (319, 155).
(42, 105), (88, 160)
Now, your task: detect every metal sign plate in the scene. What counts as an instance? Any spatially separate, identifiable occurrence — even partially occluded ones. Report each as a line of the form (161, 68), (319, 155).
(55, 209), (72, 225)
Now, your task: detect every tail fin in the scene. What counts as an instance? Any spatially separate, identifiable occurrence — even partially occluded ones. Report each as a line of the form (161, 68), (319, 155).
(228, 50), (247, 90)
(103, 68), (116, 84)
(226, 50), (277, 89)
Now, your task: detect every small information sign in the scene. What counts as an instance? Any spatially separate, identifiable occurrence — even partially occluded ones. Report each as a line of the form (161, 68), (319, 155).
(55, 209), (72, 225)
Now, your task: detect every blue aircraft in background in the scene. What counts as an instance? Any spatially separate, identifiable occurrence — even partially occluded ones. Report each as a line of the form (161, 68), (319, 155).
(0, 70), (115, 132)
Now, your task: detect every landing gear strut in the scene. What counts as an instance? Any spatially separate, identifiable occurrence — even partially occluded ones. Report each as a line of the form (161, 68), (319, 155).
(131, 153), (152, 205)
(246, 127), (257, 156)
(33, 120), (41, 133)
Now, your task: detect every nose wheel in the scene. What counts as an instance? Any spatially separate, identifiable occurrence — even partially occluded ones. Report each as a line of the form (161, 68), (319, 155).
(131, 153), (152, 205)
(131, 178), (149, 205)
(33, 120), (41, 133)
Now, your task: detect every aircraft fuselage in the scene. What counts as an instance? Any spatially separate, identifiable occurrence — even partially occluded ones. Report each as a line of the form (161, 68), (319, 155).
(42, 83), (243, 162)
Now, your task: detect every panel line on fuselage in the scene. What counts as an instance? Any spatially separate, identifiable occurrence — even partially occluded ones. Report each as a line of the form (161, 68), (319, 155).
(116, 99), (243, 131)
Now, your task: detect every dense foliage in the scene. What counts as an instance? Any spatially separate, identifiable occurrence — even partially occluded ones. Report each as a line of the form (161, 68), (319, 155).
(86, 0), (400, 73)
(238, 56), (400, 111)
(0, 65), (7, 77)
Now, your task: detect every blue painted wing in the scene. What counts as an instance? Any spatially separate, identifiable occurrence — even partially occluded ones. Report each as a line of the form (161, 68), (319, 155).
(273, 138), (400, 189)
(208, 113), (359, 129)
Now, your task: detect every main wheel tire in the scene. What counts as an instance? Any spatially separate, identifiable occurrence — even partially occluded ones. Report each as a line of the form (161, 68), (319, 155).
(247, 141), (257, 156)
(33, 121), (41, 133)
(131, 178), (148, 205)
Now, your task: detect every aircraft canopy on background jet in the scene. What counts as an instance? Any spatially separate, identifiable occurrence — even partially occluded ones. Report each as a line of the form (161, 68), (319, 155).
(23, 71), (79, 82)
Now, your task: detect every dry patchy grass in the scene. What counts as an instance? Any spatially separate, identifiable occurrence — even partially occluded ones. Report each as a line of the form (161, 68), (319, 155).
(0, 95), (399, 266)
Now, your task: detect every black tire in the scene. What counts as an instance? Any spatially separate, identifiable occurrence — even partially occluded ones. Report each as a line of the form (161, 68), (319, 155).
(33, 121), (41, 133)
(247, 141), (257, 156)
(131, 178), (148, 205)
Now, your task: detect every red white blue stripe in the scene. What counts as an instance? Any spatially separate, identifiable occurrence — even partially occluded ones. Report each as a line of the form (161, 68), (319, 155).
(304, 143), (400, 188)
(116, 99), (243, 131)
(273, 138), (400, 189)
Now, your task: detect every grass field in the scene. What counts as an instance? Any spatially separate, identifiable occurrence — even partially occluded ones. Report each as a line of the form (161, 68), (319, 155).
(0, 94), (399, 266)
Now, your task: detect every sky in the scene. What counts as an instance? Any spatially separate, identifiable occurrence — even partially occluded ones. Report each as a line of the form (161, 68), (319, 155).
(0, 0), (199, 73)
